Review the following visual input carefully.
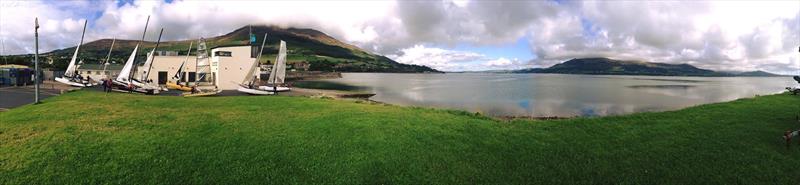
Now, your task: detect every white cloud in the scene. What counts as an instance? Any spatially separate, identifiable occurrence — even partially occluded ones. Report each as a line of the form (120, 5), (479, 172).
(390, 45), (531, 71)
(390, 45), (484, 71)
(0, 0), (112, 54)
(484, 58), (528, 69)
(525, 0), (800, 73)
(1, 0), (798, 73)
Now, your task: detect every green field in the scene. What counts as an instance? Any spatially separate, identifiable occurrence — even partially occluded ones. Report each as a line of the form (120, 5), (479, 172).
(1, 90), (799, 184)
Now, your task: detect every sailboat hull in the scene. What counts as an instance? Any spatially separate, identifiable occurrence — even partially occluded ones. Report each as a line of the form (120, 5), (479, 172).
(257, 86), (291, 92)
(237, 86), (274, 95)
(131, 80), (167, 92)
(166, 82), (193, 92)
(111, 80), (160, 94)
(183, 89), (222, 97)
(55, 77), (92, 87)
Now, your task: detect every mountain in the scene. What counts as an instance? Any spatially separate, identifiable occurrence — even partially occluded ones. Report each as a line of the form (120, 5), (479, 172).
(37, 25), (439, 73)
(514, 58), (781, 77)
(721, 70), (783, 77)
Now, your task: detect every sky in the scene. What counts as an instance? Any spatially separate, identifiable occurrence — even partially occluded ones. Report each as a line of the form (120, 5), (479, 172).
(1, 0), (798, 73)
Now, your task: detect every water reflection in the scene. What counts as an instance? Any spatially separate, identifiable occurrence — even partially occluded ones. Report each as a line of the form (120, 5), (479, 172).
(322, 73), (794, 117)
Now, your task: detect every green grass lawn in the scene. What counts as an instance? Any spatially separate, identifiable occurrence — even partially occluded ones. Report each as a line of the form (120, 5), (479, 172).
(1, 90), (799, 184)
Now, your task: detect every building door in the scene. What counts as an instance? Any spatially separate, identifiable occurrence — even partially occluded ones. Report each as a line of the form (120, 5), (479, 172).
(157, 71), (168, 84)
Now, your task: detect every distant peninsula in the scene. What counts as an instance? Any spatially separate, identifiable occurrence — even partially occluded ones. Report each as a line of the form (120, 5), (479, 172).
(513, 58), (782, 77)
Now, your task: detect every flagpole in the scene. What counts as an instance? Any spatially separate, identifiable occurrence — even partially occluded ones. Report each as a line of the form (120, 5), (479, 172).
(34, 17), (40, 104)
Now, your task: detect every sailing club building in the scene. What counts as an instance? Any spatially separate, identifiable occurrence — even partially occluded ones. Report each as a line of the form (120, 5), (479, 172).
(142, 45), (258, 90)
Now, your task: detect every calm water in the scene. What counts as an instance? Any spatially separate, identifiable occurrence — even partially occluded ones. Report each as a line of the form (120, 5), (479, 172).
(323, 73), (795, 117)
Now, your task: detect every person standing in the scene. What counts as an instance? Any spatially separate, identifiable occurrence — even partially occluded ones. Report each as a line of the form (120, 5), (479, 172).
(101, 79), (107, 92)
(105, 79), (112, 93)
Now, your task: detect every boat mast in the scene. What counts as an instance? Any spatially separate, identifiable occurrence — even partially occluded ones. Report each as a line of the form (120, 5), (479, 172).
(102, 38), (116, 78)
(143, 28), (164, 82)
(129, 15), (150, 81)
(251, 33), (268, 85)
(66, 20), (87, 78)
(195, 37), (210, 85)
(195, 38), (200, 85)
(178, 41), (193, 86)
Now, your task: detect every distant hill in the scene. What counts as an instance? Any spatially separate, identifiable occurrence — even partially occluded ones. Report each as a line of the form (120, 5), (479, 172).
(721, 70), (783, 77)
(514, 58), (781, 77)
(19, 25), (439, 73)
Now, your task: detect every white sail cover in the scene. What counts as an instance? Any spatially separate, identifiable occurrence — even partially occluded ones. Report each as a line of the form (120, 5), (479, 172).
(268, 41), (287, 84)
(116, 44), (139, 82)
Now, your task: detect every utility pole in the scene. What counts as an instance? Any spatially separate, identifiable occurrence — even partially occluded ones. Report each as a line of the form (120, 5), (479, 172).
(2, 39), (6, 65)
(34, 18), (40, 104)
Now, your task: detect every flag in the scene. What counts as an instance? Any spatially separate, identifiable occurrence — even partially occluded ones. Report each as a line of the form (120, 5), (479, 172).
(35, 18), (39, 29)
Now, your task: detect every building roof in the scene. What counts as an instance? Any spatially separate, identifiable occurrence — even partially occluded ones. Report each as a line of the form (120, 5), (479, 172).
(77, 64), (124, 71)
(209, 44), (251, 50)
(0, 64), (29, 69)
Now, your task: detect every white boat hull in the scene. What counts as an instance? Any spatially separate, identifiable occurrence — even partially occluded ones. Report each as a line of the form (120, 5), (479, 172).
(131, 80), (167, 91)
(237, 87), (274, 95)
(111, 80), (161, 94)
(55, 77), (91, 87)
(258, 86), (291, 92)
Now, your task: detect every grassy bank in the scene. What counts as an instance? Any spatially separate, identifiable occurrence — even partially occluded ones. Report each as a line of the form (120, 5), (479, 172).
(1, 91), (799, 184)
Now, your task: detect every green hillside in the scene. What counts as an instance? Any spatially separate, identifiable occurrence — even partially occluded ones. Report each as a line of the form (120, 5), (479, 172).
(515, 57), (781, 76)
(23, 25), (438, 73)
(1, 90), (799, 184)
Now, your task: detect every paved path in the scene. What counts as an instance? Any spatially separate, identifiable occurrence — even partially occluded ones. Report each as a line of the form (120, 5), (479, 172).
(0, 86), (62, 110)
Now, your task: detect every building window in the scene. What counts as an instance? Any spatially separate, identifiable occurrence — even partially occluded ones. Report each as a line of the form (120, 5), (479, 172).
(214, 51), (232, 57)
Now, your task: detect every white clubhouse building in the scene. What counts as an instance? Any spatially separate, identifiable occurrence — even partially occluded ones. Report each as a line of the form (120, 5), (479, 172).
(140, 45), (258, 90)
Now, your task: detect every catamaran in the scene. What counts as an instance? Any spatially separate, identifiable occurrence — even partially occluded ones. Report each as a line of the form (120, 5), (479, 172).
(55, 20), (98, 87)
(236, 33), (274, 95)
(133, 30), (168, 92)
(111, 16), (163, 94)
(182, 38), (222, 97)
(259, 40), (291, 92)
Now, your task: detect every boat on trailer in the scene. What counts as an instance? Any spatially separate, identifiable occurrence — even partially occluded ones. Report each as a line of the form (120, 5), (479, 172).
(167, 41), (194, 92)
(55, 20), (98, 87)
(110, 16), (163, 94)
